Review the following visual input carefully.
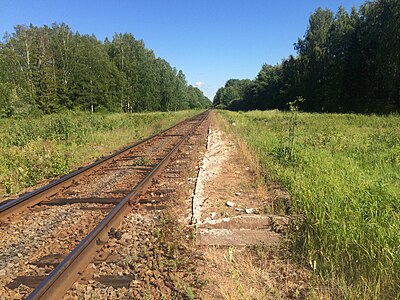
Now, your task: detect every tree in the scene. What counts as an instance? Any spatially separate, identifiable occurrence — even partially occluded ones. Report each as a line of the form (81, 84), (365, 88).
(213, 79), (252, 108)
(0, 22), (210, 117)
(295, 8), (334, 111)
(50, 23), (75, 108)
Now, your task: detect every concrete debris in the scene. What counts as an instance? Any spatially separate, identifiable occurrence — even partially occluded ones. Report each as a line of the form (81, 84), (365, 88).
(225, 201), (234, 207)
(245, 208), (254, 214)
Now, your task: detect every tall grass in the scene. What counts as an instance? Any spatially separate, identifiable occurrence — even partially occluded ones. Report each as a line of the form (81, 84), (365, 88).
(219, 110), (400, 299)
(0, 110), (199, 195)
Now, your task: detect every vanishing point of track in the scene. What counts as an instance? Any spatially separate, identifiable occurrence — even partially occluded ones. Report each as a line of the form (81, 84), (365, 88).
(0, 110), (210, 299)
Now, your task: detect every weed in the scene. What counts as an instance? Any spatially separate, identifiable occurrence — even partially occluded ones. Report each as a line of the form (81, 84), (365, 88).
(153, 227), (162, 239)
(132, 156), (151, 166)
(153, 212), (206, 299)
(4, 177), (12, 194)
(186, 287), (195, 300)
(142, 284), (151, 300)
(226, 247), (246, 299)
(50, 153), (70, 176)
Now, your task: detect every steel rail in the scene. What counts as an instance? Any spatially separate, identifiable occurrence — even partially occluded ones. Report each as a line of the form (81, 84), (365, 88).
(26, 110), (209, 299)
(0, 111), (207, 222)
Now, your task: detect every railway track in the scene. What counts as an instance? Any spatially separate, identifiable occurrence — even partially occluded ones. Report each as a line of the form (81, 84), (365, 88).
(0, 110), (210, 299)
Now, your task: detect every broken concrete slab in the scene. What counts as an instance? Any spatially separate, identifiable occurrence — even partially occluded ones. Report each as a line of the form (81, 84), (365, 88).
(198, 214), (273, 230)
(196, 228), (280, 246)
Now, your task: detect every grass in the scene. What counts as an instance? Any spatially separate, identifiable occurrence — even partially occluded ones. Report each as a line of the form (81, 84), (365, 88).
(219, 110), (400, 299)
(0, 110), (200, 195)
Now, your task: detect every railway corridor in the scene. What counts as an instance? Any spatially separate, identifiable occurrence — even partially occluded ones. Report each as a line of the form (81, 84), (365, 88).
(0, 111), (210, 299)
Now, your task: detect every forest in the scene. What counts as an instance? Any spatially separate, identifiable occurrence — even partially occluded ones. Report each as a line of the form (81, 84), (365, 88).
(0, 24), (211, 118)
(214, 0), (400, 113)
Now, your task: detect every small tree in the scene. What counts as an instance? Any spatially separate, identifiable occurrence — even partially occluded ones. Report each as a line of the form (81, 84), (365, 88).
(285, 96), (305, 160)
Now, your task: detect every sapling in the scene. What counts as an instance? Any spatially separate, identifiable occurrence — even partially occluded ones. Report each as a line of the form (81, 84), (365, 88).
(284, 96), (305, 161)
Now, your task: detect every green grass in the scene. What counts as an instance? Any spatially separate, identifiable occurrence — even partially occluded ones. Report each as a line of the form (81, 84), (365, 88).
(219, 110), (400, 299)
(0, 110), (200, 195)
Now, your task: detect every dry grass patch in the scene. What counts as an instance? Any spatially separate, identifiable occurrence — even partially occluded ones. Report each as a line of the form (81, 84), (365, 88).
(199, 244), (312, 300)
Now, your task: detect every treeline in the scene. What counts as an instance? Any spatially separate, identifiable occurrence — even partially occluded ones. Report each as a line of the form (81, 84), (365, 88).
(0, 23), (211, 118)
(214, 0), (400, 113)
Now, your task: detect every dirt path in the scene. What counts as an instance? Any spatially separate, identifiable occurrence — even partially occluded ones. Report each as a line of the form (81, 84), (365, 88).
(189, 112), (312, 299)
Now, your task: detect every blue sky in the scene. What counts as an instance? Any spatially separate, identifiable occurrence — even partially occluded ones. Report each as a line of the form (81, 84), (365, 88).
(1, 0), (365, 100)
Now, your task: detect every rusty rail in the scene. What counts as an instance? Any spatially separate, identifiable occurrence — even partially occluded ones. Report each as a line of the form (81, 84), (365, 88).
(0, 111), (207, 223)
(26, 110), (209, 299)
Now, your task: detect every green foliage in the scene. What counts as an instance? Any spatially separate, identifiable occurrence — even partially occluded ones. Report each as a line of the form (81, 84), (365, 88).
(0, 24), (211, 117)
(0, 83), (18, 117)
(185, 287), (194, 300)
(132, 156), (151, 166)
(220, 110), (400, 299)
(213, 79), (253, 108)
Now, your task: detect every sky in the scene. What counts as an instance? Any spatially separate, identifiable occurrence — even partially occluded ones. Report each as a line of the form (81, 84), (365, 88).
(0, 0), (366, 100)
